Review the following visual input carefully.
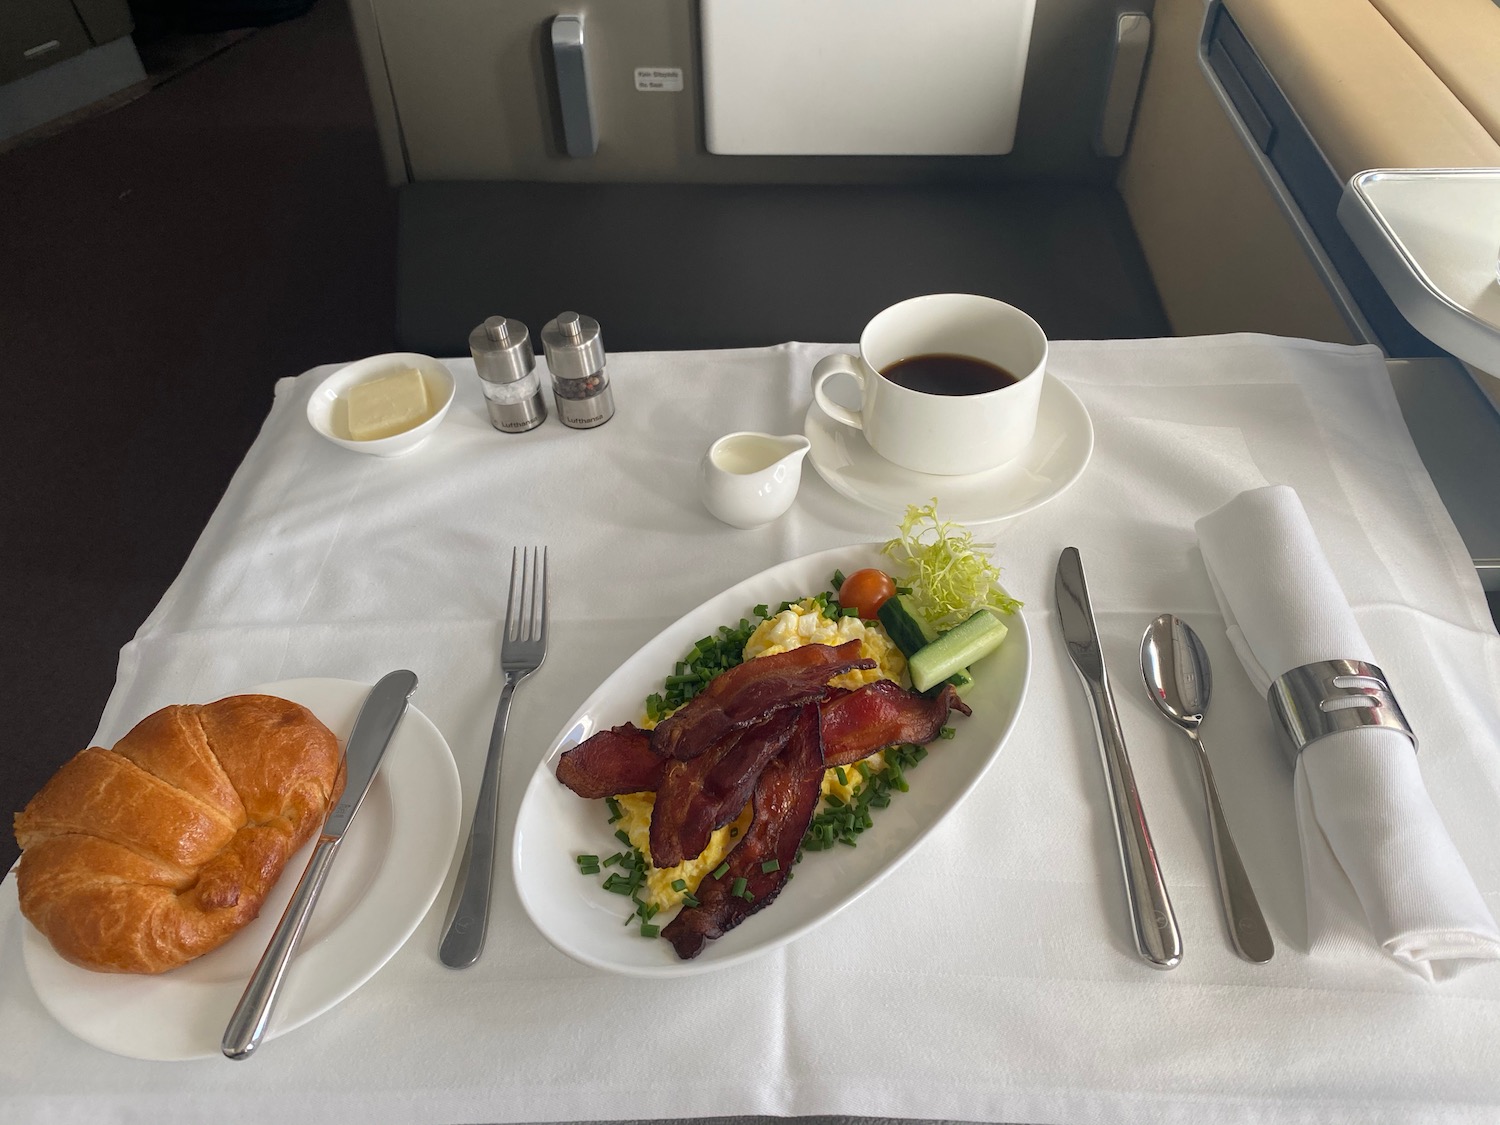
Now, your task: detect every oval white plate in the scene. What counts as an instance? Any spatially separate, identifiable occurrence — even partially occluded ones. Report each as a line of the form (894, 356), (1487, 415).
(513, 543), (1030, 977)
(21, 678), (461, 1061)
(804, 374), (1093, 523)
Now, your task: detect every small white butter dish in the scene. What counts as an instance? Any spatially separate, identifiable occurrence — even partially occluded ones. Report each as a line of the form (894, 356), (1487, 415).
(307, 352), (456, 457)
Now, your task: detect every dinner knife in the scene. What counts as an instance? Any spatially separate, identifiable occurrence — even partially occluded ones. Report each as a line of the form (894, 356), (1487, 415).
(1055, 548), (1182, 970)
(222, 669), (418, 1060)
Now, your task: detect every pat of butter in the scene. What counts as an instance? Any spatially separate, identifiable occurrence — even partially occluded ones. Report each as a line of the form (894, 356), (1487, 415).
(346, 369), (431, 440)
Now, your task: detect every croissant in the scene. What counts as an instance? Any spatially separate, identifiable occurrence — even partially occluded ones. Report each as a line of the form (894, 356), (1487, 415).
(13, 695), (345, 974)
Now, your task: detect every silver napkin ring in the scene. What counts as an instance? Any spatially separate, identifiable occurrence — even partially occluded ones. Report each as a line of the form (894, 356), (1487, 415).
(1267, 659), (1417, 763)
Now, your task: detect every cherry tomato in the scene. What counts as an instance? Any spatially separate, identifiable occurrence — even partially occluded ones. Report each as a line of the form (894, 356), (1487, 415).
(838, 568), (896, 619)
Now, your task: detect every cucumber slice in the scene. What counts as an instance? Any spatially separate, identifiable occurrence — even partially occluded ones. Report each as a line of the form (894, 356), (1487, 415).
(876, 595), (936, 657)
(908, 610), (1009, 692)
(880, 596), (975, 694)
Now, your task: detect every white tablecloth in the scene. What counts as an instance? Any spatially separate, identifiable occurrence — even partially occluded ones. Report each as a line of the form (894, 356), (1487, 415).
(5, 335), (1500, 1125)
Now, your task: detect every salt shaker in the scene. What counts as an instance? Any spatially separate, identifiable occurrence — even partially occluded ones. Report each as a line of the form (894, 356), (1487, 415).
(470, 315), (546, 433)
(540, 311), (615, 429)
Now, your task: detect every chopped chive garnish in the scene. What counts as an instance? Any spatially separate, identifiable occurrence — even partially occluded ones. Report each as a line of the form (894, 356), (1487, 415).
(671, 878), (687, 892)
(647, 612), (768, 713)
(713, 861), (730, 880)
(832, 569), (846, 588)
(835, 766), (848, 786)
(682, 893), (700, 907)
(761, 859), (780, 873)
(731, 876), (749, 899)
(640, 923), (660, 938)
(939, 726), (955, 740)
(605, 797), (623, 822)
(614, 828), (630, 845)
(754, 603), (770, 617)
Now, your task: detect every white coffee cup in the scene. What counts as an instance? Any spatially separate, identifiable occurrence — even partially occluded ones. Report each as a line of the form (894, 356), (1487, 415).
(811, 294), (1048, 476)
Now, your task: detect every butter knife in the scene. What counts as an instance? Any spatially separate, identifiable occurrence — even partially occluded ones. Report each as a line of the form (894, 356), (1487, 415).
(222, 670), (418, 1059)
(1055, 548), (1182, 970)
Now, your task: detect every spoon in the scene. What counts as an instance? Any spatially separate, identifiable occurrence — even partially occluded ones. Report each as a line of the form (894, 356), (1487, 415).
(1141, 614), (1274, 964)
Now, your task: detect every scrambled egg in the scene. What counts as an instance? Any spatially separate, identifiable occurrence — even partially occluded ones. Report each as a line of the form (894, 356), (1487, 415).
(614, 793), (753, 909)
(743, 598), (906, 689)
(614, 599), (908, 911)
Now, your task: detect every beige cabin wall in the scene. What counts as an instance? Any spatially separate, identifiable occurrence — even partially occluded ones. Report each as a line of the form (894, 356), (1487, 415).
(1117, 0), (1357, 344)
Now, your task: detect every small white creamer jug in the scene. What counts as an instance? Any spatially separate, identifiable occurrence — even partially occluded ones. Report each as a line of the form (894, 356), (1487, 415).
(699, 431), (811, 529)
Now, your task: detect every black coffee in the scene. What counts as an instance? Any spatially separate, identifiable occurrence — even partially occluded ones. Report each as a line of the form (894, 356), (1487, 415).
(880, 353), (1018, 396)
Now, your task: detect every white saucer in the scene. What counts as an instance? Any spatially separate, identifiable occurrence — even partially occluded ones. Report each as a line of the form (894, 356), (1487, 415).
(804, 375), (1094, 523)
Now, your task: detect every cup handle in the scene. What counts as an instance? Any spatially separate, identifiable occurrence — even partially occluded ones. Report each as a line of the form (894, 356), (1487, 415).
(811, 353), (868, 431)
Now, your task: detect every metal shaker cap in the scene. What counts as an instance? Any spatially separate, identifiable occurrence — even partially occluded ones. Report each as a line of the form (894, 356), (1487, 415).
(540, 311), (605, 381)
(470, 316), (535, 384)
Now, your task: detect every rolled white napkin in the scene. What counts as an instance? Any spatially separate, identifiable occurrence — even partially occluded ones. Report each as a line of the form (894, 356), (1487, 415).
(1196, 485), (1500, 980)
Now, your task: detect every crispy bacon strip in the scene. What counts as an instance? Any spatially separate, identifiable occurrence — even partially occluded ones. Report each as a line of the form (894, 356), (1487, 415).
(820, 680), (972, 768)
(650, 640), (874, 762)
(555, 724), (665, 798)
(648, 709), (798, 869)
(662, 704), (824, 960)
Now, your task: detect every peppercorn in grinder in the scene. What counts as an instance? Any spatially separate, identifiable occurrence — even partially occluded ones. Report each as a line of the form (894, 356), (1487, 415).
(540, 311), (615, 429)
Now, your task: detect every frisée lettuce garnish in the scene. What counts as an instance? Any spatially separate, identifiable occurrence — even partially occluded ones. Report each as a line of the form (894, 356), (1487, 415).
(881, 500), (1022, 631)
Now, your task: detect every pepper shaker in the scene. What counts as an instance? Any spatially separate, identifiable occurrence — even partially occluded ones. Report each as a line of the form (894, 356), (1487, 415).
(470, 315), (547, 433)
(540, 311), (615, 429)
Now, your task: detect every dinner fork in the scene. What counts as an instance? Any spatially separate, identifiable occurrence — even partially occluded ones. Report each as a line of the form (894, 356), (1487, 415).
(440, 546), (548, 968)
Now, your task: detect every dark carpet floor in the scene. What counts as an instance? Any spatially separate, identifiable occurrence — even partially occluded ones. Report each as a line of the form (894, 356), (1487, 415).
(0, 0), (396, 872)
